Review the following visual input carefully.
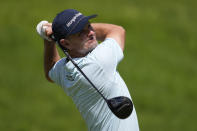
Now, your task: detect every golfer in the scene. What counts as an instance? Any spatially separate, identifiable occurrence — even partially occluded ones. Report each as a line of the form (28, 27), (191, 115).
(36, 9), (139, 131)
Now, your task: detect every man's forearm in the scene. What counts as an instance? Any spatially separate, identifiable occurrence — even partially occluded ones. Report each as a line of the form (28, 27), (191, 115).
(91, 23), (125, 51)
(44, 40), (60, 82)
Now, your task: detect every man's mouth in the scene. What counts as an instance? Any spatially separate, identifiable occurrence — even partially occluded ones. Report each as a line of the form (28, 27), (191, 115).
(89, 35), (94, 40)
(85, 35), (96, 44)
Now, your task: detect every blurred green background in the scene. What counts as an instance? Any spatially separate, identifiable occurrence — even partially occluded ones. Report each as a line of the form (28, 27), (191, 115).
(0, 0), (196, 130)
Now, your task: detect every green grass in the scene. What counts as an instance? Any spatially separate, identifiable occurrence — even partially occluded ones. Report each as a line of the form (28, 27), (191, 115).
(0, 0), (196, 130)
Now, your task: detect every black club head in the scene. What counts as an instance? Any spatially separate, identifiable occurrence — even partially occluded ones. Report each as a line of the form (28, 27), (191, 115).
(107, 96), (133, 119)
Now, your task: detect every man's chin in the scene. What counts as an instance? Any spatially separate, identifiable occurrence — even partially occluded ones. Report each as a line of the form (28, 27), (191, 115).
(80, 41), (98, 55)
(87, 40), (98, 53)
(88, 41), (98, 52)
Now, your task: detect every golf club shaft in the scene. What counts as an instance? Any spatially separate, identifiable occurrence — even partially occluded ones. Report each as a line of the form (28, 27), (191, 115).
(60, 48), (108, 102)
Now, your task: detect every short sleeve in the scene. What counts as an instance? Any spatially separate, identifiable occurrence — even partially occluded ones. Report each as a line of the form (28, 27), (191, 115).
(48, 58), (66, 85)
(90, 38), (124, 73)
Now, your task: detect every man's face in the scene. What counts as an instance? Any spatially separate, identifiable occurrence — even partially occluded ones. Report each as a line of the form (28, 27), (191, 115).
(65, 23), (98, 56)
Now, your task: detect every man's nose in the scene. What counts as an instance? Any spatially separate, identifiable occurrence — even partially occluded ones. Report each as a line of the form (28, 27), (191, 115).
(87, 29), (95, 37)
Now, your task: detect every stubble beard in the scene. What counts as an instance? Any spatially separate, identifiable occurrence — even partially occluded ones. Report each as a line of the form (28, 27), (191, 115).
(79, 40), (98, 55)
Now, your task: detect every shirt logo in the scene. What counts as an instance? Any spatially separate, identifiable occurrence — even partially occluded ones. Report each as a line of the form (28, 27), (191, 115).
(67, 13), (82, 27)
(66, 74), (74, 81)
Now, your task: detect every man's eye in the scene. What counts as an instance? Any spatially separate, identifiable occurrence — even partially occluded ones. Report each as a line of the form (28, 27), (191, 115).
(88, 24), (92, 30)
(78, 24), (91, 37)
(88, 24), (91, 28)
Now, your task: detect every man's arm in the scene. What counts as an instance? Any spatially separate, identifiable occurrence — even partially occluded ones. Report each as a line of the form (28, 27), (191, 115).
(91, 23), (126, 51)
(37, 21), (61, 82)
(44, 40), (60, 82)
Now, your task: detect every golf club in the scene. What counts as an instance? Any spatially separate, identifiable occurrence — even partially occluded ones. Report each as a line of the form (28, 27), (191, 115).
(51, 35), (133, 119)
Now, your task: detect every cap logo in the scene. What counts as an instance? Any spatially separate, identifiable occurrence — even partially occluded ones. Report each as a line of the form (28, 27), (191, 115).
(66, 13), (82, 27)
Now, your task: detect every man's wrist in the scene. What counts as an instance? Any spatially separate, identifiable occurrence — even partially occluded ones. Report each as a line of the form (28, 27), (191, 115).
(44, 39), (56, 46)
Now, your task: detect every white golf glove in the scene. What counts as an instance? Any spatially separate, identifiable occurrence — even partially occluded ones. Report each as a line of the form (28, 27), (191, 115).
(36, 20), (52, 41)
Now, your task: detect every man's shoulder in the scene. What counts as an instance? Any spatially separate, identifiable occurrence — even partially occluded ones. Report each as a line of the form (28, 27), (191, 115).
(80, 55), (102, 69)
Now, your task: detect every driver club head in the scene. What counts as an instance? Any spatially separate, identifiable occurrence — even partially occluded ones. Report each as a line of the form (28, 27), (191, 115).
(107, 96), (133, 119)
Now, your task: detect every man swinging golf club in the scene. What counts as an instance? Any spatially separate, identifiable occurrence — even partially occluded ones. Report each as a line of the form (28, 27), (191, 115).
(36, 9), (139, 131)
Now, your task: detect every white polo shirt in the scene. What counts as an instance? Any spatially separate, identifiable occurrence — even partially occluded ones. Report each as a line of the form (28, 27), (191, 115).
(49, 38), (139, 131)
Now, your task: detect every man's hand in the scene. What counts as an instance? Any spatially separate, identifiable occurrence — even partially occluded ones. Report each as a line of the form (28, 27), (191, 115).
(36, 21), (53, 42)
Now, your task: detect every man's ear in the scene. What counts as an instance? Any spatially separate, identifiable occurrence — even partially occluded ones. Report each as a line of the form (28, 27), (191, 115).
(60, 39), (71, 50)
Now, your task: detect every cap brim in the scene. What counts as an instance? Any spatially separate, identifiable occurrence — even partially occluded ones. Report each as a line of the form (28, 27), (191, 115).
(87, 14), (97, 19)
(68, 14), (97, 36)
